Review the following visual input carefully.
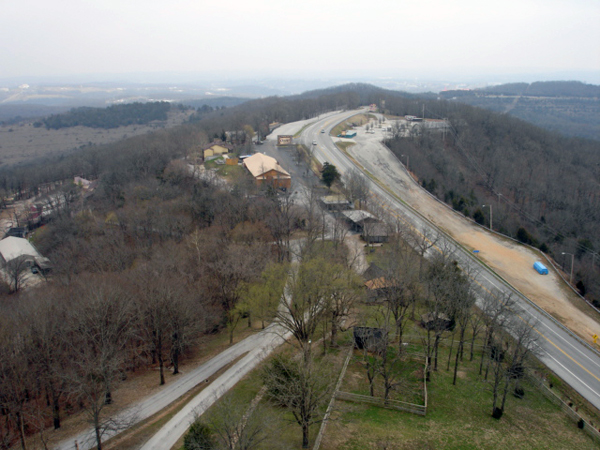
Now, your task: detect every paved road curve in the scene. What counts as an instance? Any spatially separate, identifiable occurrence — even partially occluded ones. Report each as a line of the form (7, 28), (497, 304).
(300, 109), (600, 412)
(139, 326), (288, 450)
(54, 323), (287, 450)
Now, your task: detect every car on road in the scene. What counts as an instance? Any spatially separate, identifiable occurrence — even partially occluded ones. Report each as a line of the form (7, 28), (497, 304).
(312, 140), (317, 145)
(321, 129), (325, 133)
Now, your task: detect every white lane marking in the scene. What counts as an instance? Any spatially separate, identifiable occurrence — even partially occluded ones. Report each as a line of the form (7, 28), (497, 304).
(544, 351), (600, 405)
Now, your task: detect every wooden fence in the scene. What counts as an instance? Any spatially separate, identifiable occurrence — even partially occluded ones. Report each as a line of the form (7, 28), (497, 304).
(335, 353), (428, 416)
(335, 391), (427, 416)
(527, 375), (600, 445)
(312, 347), (354, 450)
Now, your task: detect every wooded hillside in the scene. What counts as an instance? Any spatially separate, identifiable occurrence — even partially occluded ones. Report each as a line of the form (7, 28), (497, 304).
(383, 97), (600, 302)
(36, 101), (176, 130)
(440, 81), (600, 140)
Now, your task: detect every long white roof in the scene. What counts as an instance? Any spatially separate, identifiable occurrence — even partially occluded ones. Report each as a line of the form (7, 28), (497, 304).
(341, 210), (377, 223)
(0, 236), (41, 262)
(243, 153), (290, 179)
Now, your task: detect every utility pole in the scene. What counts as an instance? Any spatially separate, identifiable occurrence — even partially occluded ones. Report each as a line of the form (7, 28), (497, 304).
(402, 154), (409, 172)
(482, 204), (493, 231)
(561, 252), (574, 285)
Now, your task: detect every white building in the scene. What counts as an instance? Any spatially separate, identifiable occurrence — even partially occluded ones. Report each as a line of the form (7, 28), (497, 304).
(0, 236), (51, 271)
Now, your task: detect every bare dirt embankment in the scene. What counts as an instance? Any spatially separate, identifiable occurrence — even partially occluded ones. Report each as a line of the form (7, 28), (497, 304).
(346, 123), (600, 344)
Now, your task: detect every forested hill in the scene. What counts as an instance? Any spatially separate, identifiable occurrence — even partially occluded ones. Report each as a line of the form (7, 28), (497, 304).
(36, 101), (175, 130)
(293, 82), (426, 101)
(439, 81), (600, 140)
(1, 83), (598, 299)
(383, 96), (600, 302)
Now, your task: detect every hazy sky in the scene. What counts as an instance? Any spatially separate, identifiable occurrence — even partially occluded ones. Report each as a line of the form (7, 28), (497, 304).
(1, 0), (599, 82)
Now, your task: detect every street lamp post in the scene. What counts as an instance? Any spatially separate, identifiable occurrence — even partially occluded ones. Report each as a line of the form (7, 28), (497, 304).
(482, 204), (493, 231)
(561, 252), (574, 285)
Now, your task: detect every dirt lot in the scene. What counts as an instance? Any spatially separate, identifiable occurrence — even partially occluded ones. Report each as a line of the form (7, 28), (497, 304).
(346, 121), (600, 344)
(0, 109), (193, 166)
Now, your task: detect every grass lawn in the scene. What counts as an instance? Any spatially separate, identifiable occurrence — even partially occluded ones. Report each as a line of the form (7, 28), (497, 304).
(331, 114), (370, 137)
(320, 341), (597, 450)
(170, 314), (598, 450)
(175, 344), (343, 450)
(335, 141), (356, 153)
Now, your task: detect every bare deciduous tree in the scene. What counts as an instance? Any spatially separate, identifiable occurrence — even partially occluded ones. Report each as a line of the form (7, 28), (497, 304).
(343, 170), (369, 209)
(263, 353), (337, 449)
(5, 257), (30, 293)
(64, 277), (136, 450)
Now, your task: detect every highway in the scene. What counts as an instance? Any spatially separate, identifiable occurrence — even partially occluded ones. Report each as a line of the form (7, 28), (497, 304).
(300, 109), (600, 412)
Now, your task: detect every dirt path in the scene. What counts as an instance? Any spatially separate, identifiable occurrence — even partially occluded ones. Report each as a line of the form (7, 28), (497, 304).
(346, 123), (600, 344)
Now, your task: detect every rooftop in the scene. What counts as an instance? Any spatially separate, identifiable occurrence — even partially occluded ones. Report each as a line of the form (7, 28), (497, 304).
(243, 153), (291, 179)
(341, 210), (377, 223)
(0, 237), (41, 262)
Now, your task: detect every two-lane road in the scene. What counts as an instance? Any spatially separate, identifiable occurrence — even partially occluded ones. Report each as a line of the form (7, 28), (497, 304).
(299, 109), (600, 412)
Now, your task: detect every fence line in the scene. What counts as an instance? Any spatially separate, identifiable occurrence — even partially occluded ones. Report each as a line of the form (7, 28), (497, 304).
(335, 391), (426, 416)
(334, 353), (427, 416)
(527, 375), (600, 444)
(312, 346), (354, 450)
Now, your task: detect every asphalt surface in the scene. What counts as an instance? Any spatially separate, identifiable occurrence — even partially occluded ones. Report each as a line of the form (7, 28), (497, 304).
(54, 323), (288, 450)
(299, 109), (600, 412)
(139, 325), (289, 450)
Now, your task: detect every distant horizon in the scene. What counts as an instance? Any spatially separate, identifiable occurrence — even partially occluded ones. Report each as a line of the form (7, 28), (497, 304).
(1, 71), (599, 95)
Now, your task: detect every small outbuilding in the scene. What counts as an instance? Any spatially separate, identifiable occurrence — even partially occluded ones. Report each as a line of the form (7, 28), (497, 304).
(203, 140), (233, 159)
(320, 195), (352, 211)
(361, 222), (390, 244)
(364, 277), (397, 302)
(354, 326), (387, 351)
(341, 210), (379, 232)
(421, 312), (453, 331)
(0, 236), (51, 273)
(338, 130), (357, 138)
(362, 262), (385, 281)
(533, 261), (549, 275)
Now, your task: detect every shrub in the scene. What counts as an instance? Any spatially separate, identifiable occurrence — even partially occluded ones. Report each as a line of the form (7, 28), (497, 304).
(513, 386), (525, 399)
(473, 209), (485, 225)
(492, 407), (503, 419)
(184, 421), (214, 450)
(516, 227), (537, 246)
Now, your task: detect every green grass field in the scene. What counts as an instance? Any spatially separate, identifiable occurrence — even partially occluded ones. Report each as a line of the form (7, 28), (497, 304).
(320, 340), (597, 450)
(176, 324), (598, 450)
